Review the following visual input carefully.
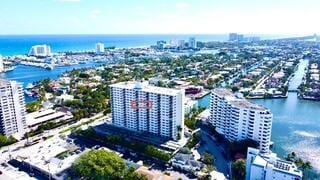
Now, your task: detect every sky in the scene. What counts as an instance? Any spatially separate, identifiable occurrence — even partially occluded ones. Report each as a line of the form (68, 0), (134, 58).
(0, 0), (319, 35)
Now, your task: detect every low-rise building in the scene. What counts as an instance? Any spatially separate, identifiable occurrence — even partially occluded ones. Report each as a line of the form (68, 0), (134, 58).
(55, 94), (74, 104)
(26, 109), (73, 129)
(171, 153), (203, 173)
(13, 136), (87, 180)
(246, 147), (303, 180)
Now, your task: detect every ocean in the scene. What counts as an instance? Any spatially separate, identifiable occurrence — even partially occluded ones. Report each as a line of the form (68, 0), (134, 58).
(0, 34), (229, 56)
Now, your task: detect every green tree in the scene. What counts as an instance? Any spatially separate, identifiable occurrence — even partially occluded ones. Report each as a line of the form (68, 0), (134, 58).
(145, 145), (171, 161)
(26, 101), (43, 113)
(0, 135), (17, 148)
(231, 86), (239, 92)
(72, 150), (146, 180)
(232, 159), (246, 180)
(203, 152), (215, 165)
(187, 132), (201, 149)
(285, 151), (313, 177)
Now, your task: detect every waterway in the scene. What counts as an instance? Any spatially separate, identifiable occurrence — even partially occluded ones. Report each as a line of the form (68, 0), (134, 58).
(0, 62), (103, 102)
(199, 59), (320, 174)
(289, 59), (308, 91)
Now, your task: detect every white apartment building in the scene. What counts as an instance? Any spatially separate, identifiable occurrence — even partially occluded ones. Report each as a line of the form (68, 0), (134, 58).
(29, 44), (52, 57)
(210, 89), (273, 153)
(0, 79), (27, 138)
(110, 81), (184, 141)
(95, 43), (105, 54)
(246, 147), (303, 180)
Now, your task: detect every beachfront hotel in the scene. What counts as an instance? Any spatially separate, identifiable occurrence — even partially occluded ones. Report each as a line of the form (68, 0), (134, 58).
(210, 88), (273, 153)
(246, 147), (303, 180)
(28, 44), (52, 57)
(109, 81), (184, 141)
(0, 79), (27, 138)
(95, 42), (105, 54)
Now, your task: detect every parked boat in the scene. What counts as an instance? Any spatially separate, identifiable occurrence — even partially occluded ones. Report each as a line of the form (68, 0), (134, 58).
(24, 90), (33, 97)
(26, 83), (34, 89)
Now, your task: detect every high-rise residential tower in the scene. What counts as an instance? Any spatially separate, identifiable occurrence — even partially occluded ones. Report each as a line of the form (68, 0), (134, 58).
(110, 81), (184, 141)
(210, 88), (273, 153)
(0, 79), (27, 138)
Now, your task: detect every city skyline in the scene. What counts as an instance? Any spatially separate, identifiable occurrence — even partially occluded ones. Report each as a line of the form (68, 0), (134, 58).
(0, 0), (319, 35)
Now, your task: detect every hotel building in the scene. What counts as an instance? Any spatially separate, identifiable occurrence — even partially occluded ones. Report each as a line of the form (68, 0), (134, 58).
(29, 44), (52, 57)
(110, 81), (184, 141)
(210, 88), (273, 153)
(246, 147), (303, 180)
(95, 43), (105, 54)
(0, 79), (27, 138)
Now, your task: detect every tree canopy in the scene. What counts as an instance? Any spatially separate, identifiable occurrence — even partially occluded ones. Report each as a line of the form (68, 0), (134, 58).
(0, 135), (17, 148)
(72, 150), (146, 180)
(232, 159), (246, 180)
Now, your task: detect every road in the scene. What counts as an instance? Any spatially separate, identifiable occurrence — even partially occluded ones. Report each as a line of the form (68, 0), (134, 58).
(197, 129), (231, 178)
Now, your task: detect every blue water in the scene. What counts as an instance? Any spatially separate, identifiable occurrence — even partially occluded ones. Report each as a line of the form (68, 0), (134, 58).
(199, 93), (320, 174)
(0, 34), (229, 56)
(199, 59), (320, 175)
(0, 63), (103, 102)
(1, 63), (103, 87)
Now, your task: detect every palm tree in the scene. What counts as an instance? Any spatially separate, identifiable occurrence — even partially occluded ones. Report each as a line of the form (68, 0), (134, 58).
(301, 161), (312, 171)
(232, 159), (246, 180)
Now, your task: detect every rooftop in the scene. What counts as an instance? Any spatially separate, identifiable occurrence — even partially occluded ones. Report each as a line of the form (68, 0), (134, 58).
(135, 166), (174, 180)
(212, 88), (268, 111)
(250, 148), (303, 177)
(26, 109), (73, 127)
(110, 81), (184, 96)
(14, 136), (87, 178)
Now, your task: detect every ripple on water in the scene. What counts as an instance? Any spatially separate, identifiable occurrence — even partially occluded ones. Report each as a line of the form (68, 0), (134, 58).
(286, 132), (320, 173)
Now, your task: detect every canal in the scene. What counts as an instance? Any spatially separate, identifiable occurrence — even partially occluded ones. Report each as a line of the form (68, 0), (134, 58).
(289, 59), (308, 91)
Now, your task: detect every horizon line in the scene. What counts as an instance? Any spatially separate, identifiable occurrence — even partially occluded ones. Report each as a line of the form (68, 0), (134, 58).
(0, 33), (316, 36)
